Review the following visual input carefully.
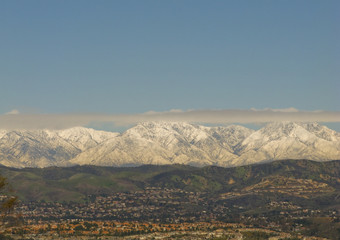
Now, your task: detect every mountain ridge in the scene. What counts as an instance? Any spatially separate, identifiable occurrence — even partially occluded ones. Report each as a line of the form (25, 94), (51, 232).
(0, 121), (339, 168)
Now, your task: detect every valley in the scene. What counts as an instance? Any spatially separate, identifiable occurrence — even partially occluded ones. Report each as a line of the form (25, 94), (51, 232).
(1, 160), (340, 239)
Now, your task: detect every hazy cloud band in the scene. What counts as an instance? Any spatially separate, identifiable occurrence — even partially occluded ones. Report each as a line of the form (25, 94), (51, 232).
(1, 109), (340, 130)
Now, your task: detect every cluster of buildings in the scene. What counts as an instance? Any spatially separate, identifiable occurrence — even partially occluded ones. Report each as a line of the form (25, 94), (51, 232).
(1, 185), (338, 239)
(16, 188), (225, 222)
(3, 220), (314, 239)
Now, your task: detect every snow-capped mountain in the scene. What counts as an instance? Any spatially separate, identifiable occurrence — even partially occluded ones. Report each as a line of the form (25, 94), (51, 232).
(233, 122), (340, 166)
(0, 128), (118, 168)
(0, 129), (79, 168)
(57, 127), (119, 150)
(70, 122), (251, 167)
(0, 122), (339, 168)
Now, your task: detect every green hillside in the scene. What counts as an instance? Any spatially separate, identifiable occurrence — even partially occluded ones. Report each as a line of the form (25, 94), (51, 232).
(1, 159), (339, 203)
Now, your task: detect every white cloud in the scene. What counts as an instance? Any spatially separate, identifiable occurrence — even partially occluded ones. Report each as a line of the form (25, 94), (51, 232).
(0, 108), (339, 130)
(5, 109), (20, 115)
(250, 107), (299, 113)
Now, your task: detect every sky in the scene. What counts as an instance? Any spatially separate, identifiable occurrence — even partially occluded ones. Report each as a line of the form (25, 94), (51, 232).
(0, 0), (339, 130)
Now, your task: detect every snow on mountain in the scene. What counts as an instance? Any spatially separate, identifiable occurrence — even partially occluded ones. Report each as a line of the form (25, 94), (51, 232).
(0, 122), (339, 168)
(122, 122), (254, 165)
(207, 125), (255, 149)
(70, 134), (173, 167)
(0, 127), (118, 168)
(124, 122), (209, 149)
(0, 129), (79, 168)
(57, 127), (119, 150)
(71, 122), (238, 167)
(233, 122), (340, 166)
(0, 130), (7, 139)
(300, 122), (340, 141)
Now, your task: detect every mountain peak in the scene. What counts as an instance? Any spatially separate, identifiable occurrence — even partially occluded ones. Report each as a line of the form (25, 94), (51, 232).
(260, 122), (339, 141)
(135, 121), (194, 129)
(125, 121), (209, 144)
(57, 127), (119, 150)
(0, 129), (7, 139)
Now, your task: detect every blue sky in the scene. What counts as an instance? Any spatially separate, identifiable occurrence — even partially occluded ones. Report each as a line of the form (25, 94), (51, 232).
(0, 1), (339, 129)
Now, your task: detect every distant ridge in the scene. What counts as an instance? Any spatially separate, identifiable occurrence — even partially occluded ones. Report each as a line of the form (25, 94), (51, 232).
(0, 122), (339, 168)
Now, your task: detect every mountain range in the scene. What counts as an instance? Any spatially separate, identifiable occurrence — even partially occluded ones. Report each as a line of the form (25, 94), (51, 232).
(0, 122), (339, 168)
